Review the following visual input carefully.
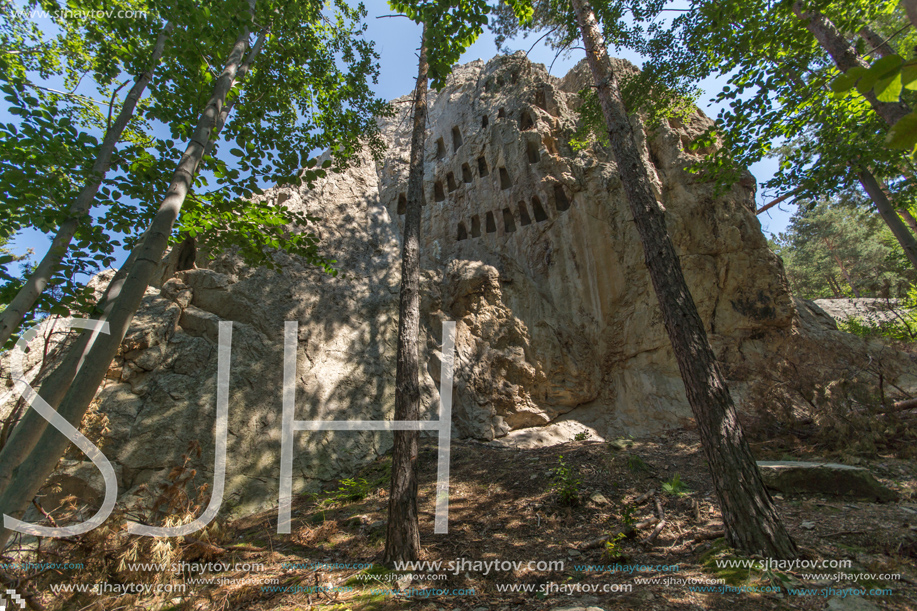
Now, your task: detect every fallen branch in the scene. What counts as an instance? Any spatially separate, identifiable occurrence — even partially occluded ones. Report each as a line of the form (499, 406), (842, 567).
(633, 490), (655, 505)
(892, 397), (917, 411)
(186, 537), (228, 556)
(756, 189), (799, 215)
(224, 543), (268, 553)
(642, 497), (667, 546)
(643, 519), (667, 546)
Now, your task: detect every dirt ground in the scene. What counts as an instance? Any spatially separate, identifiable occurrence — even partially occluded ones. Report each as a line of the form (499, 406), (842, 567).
(16, 427), (917, 611)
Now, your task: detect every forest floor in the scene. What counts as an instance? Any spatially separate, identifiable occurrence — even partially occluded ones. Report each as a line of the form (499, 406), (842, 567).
(19, 428), (917, 611)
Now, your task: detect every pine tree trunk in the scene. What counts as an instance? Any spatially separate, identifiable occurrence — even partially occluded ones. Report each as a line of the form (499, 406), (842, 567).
(383, 26), (428, 566)
(823, 238), (860, 297)
(792, 2), (910, 127)
(0, 21), (265, 551)
(857, 168), (917, 270)
(0, 23), (174, 349)
(570, 0), (797, 558)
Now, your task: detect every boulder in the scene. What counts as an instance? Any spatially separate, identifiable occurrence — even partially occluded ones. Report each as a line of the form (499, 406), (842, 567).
(757, 461), (898, 502)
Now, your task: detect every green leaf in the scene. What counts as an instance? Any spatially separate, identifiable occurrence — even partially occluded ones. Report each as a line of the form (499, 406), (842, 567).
(887, 111), (917, 152)
(858, 55), (903, 94)
(875, 72), (903, 103)
(902, 60), (917, 90)
(830, 67), (866, 93)
(870, 54), (904, 78)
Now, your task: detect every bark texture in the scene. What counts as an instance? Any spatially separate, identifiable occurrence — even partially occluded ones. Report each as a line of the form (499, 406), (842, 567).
(0, 23), (174, 349)
(823, 237), (860, 297)
(857, 168), (917, 270)
(0, 233), (146, 498)
(858, 25), (896, 58)
(792, 2), (910, 127)
(570, 0), (797, 558)
(383, 26), (428, 566)
(904, 0), (917, 31)
(0, 22), (264, 551)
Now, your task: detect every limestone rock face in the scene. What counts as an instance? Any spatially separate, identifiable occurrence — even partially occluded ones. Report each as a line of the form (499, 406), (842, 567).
(7, 53), (917, 518)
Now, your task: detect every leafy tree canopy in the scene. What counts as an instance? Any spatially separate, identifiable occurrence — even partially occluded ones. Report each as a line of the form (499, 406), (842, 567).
(772, 195), (917, 299)
(0, 0), (388, 336)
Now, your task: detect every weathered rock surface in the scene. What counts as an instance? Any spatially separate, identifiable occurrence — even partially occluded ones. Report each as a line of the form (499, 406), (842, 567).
(814, 297), (908, 327)
(757, 461), (898, 502)
(5, 53), (917, 519)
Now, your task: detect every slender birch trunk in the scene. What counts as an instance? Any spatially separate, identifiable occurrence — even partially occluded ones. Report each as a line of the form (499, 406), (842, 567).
(792, 2), (910, 127)
(569, 0), (797, 558)
(0, 21), (267, 551)
(0, 23), (174, 349)
(0, 232), (145, 497)
(383, 25), (428, 566)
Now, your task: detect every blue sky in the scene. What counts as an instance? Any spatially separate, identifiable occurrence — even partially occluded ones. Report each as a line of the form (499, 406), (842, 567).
(7, 2), (792, 268)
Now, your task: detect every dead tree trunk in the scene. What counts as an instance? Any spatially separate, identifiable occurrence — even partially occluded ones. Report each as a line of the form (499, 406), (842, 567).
(569, 0), (797, 558)
(383, 25), (428, 566)
(0, 20), (266, 552)
(0, 23), (174, 349)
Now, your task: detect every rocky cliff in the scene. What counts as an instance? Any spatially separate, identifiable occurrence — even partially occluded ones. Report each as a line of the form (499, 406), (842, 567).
(8, 53), (917, 519)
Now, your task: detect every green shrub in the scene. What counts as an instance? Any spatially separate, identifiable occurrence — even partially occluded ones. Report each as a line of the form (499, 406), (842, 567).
(550, 455), (581, 506)
(604, 531), (627, 560)
(319, 477), (371, 507)
(662, 473), (690, 496)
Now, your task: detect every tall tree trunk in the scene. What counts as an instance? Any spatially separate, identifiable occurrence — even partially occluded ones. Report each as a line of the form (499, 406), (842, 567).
(899, 208), (917, 236)
(903, 0), (917, 30)
(857, 167), (917, 270)
(383, 26), (428, 566)
(0, 23), (174, 349)
(823, 237), (860, 297)
(0, 22), (266, 551)
(858, 25), (897, 58)
(0, 230), (147, 497)
(569, 0), (797, 558)
(792, 2), (910, 127)
(826, 275), (843, 298)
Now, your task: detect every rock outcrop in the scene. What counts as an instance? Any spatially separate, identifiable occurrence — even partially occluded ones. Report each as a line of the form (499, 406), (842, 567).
(6, 53), (917, 518)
